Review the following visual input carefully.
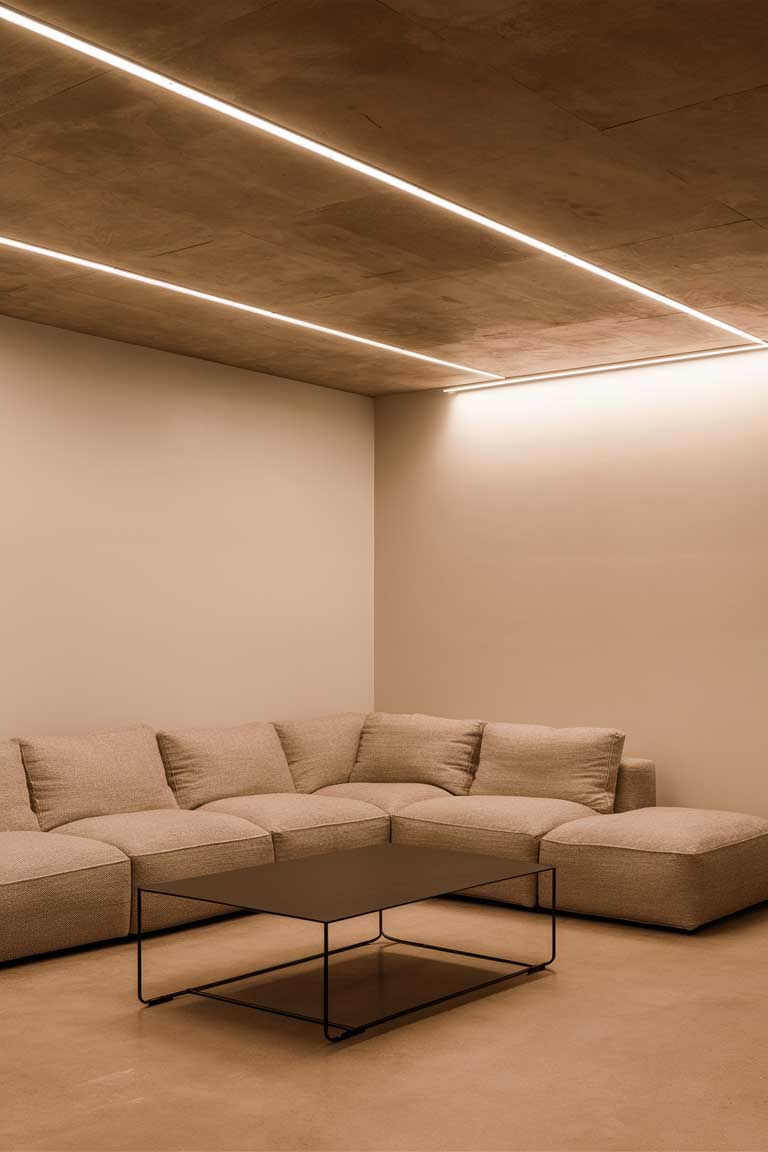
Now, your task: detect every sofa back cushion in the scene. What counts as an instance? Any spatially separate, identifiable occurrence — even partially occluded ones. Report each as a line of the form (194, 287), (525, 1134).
(157, 722), (294, 808)
(470, 723), (625, 813)
(275, 713), (365, 793)
(0, 741), (38, 831)
(20, 727), (177, 831)
(350, 712), (484, 795)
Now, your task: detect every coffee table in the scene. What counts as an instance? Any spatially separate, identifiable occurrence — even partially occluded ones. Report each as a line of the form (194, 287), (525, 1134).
(137, 843), (556, 1042)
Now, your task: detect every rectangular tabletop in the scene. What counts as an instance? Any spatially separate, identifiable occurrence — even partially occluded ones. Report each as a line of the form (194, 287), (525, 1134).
(141, 843), (550, 923)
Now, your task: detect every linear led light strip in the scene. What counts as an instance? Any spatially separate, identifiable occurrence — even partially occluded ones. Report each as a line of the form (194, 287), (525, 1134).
(0, 3), (765, 351)
(443, 343), (768, 393)
(0, 235), (502, 378)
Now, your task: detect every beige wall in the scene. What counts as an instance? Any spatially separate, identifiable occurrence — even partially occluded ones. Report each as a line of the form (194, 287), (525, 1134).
(0, 314), (373, 736)
(375, 351), (768, 817)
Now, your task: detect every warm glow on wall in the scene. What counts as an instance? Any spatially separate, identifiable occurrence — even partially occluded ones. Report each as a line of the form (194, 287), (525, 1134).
(443, 345), (768, 393)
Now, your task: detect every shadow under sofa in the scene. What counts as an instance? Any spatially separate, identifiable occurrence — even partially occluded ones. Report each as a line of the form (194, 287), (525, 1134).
(1, 712), (767, 963)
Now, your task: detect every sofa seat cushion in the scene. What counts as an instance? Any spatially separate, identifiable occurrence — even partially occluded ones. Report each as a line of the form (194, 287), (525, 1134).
(58, 809), (274, 932)
(20, 727), (177, 831)
(350, 712), (484, 795)
(471, 724), (625, 813)
(392, 795), (593, 907)
(276, 713), (365, 792)
(315, 782), (451, 814)
(0, 741), (38, 831)
(0, 830), (130, 961)
(201, 793), (389, 861)
(157, 722), (294, 809)
(539, 807), (768, 930)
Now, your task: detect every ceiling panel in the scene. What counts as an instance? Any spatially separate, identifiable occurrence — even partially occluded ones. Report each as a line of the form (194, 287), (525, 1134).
(606, 88), (768, 221)
(384, 0), (768, 128)
(0, 1), (765, 394)
(0, 248), (467, 392)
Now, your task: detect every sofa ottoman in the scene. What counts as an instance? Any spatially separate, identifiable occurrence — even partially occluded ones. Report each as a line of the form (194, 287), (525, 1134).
(539, 807), (768, 929)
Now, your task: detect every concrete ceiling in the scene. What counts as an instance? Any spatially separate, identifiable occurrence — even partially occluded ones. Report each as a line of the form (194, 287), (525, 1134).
(0, 0), (766, 395)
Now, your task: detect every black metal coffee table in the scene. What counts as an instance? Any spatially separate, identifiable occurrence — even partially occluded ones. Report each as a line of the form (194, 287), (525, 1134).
(137, 843), (556, 1042)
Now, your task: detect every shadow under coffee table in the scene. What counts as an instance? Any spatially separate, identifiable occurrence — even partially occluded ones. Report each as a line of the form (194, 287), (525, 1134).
(137, 843), (556, 1042)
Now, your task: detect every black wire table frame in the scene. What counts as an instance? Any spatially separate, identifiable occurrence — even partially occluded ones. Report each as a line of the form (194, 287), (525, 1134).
(137, 866), (556, 1043)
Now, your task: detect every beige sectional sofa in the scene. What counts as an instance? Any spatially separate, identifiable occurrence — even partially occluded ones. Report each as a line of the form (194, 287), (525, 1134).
(2, 712), (767, 962)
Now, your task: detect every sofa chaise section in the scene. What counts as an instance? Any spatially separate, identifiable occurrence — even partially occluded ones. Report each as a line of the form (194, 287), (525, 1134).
(539, 807), (768, 930)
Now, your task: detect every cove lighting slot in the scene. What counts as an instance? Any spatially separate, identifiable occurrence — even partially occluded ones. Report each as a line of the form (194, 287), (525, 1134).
(0, 2), (765, 350)
(0, 234), (502, 378)
(443, 344), (768, 393)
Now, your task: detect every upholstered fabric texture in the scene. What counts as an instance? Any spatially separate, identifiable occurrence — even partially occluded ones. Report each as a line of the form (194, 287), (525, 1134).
(275, 713), (365, 792)
(201, 793), (389, 861)
(0, 741), (38, 831)
(351, 712), (484, 794)
(19, 727), (177, 832)
(543, 806), (767, 853)
(0, 830), (130, 960)
(315, 782), (451, 814)
(539, 807), (768, 929)
(614, 758), (657, 813)
(470, 723), (625, 813)
(393, 795), (592, 908)
(157, 722), (294, 809)
(58, 808), (274, 932)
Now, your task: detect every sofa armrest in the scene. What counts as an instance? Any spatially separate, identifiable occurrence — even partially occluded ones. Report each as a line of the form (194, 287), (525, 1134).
(614, 758), (656, 812)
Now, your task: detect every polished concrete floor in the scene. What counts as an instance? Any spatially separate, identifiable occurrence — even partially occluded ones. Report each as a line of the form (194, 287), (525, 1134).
(1, 897), (767, 1152)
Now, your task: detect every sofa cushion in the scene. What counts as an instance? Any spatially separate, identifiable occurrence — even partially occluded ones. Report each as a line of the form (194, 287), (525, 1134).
(157, 722), (294, 809)
(0, 741), (38, 831)
(19, 727), (177, 832)
(0, 830), (130, 961)
(539, 807), (768, 929)
(315, 782), (451, 814)
(275, 713), (365, 792)
(58, 809), (274, 932)
(392, 795), (593, 907)
(201, 793), (389, 861)
(350, 712), (484, 795)
(470, 723), (625, 814)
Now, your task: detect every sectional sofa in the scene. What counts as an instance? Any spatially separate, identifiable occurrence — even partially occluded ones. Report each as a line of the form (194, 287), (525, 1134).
(2, 712), (767, 962)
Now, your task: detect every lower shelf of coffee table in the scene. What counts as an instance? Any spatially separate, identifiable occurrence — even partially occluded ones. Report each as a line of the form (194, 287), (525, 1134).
(138, 901), (555, 1042)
